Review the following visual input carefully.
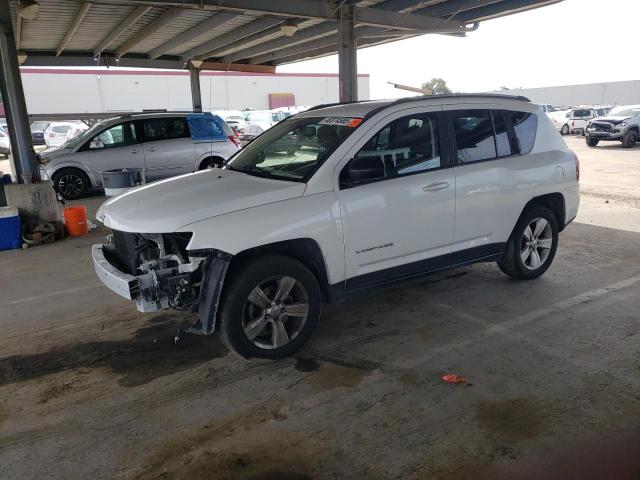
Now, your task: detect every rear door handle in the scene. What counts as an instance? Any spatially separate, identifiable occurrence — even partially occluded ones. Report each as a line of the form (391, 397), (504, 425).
(131, 149), (138, 154)
(146, 147), (155, 152)
(423, 181), (449, 192)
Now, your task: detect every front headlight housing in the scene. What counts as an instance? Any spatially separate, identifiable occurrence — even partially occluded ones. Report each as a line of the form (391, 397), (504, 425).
(617, 122), (627, 127)
(39, 156), (51, 165)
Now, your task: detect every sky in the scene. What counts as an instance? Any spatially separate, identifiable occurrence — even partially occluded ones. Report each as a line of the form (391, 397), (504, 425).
(279, 0), (640, 99)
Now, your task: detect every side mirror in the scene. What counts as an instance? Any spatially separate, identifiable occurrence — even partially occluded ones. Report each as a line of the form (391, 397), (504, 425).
(347, 155), (385, 184)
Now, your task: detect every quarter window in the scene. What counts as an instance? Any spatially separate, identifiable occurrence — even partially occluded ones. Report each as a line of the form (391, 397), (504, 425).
(508, 111), (538, 154)
(355, 112), (441, 176)
(452, 110), (496, 163)
(142, 117), (190, 142)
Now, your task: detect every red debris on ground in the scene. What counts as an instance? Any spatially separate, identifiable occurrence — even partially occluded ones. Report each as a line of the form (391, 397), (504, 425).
(441, 374), (468, 384)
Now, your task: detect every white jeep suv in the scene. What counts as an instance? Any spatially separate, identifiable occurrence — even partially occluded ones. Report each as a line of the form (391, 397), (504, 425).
(93, 94), (580, 359)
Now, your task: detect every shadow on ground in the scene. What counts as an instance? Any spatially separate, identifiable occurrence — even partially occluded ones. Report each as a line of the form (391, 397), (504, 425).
(0, 314), (228, 388)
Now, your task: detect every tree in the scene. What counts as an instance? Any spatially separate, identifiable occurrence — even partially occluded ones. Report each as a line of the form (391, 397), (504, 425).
(421, 78), (452, 95)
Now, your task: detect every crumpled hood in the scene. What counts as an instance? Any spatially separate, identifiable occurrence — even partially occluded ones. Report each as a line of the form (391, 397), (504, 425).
(590, 116), (630, 125)
(97, 168), (306, 233)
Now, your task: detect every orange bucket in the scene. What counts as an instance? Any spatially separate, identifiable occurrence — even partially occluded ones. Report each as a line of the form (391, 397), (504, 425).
(63, 206), (89, 236)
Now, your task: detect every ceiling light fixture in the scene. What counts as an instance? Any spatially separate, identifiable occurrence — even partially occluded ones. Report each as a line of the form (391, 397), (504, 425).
(17, 0), (40, 21)
(280, 20), (298, 37)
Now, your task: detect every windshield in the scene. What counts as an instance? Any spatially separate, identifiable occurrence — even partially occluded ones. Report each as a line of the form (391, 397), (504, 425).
(227, 116), (363, 182)
(61, 122), (105, 148)
(608, 107), (640, 117)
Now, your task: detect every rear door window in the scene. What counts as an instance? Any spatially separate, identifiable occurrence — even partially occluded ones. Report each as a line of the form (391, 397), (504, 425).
(491, 110), (511, 157)
(452, 110), (496, 163)
(142, 117), (190, 142)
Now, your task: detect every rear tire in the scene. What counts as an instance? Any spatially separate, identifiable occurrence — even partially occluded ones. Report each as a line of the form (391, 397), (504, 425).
(52, 168), (90, 200)
(498, 206), (559, 280)
(560, 124), (569, 135)
(622, 130), (637, 148)
(218, 255), (322, 359)
(586, 137), (599, 147)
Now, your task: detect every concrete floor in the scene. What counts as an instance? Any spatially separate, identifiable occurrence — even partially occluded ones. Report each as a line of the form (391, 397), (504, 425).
(1, 136), (639, 479)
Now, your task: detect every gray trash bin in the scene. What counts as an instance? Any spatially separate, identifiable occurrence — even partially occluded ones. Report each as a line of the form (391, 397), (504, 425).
(101, 168), (146, 196)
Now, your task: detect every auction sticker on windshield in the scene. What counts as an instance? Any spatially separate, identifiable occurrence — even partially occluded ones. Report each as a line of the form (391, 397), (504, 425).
(318, 117), (363, 128)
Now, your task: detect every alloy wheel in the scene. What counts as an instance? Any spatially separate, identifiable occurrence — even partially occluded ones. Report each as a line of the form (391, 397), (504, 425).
(520, 217), (553, 270)
(241, 275), (309, 349)
(58, 174), (84, 198)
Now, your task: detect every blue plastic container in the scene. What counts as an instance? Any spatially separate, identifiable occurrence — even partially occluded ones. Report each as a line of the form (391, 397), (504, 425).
(0, 207), (21, 251)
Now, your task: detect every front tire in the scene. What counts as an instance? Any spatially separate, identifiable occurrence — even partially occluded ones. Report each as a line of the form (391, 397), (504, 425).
(622, 130), (637, 148)
(498, 206), (559, 280)
(52, 168), (90, 200)
(586, 137), (599, 147)
(561, 124), (569, 135)
(218, 255), (322, 359)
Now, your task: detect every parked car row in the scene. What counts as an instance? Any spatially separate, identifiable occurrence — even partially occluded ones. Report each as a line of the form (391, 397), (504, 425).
(585, 105), (640, 148)
(547, 105), (612, 136)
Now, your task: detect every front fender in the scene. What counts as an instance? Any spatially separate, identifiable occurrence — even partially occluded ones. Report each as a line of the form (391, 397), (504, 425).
(178, 192), (346, 285)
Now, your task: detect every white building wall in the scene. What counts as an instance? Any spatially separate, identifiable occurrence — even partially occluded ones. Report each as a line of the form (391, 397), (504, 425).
(489, 80), (640, 107)
(18, 68), (370, 114)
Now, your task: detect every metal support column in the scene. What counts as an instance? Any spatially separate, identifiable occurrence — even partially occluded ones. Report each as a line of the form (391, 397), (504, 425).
(0, 0), (39, 181)
(337, 5), (357, 103)
(189, 63), (202, 112)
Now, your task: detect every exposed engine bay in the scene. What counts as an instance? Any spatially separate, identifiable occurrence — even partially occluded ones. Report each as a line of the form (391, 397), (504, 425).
(101, 230), (231, 334)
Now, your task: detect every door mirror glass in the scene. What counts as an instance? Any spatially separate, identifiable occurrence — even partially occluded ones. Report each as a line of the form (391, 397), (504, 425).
(347, 155), (385, 184)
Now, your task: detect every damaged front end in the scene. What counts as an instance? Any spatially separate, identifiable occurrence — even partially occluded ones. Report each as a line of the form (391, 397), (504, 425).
(93, 230), (231, 335)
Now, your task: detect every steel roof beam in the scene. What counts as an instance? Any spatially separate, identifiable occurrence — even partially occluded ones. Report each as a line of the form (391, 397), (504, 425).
(93, 1), (468, 30)
(117, 8), (187, 58)
(56, 2), (92, 56)
(93, 5), (151, 57)
(452, 0), (562, 21)
(223, 23), (336, 63)
(181, 17), (283, 60)
(148, 12), (237, 59)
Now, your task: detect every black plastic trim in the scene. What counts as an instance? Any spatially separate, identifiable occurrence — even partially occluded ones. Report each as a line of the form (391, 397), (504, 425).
(328, 243), (506, 302)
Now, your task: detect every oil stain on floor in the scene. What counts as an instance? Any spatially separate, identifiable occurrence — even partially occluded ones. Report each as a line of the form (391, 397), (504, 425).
(475, 398), (549, 439)
(0, 314), (228, 388)
(294, 356), (373, 391)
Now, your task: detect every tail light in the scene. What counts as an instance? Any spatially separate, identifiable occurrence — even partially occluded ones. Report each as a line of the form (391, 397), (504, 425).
(571, 121), (575, 127)
(228, 135), (241, 147)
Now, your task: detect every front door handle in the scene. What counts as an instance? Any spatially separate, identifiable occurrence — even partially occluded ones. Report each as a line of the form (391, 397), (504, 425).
(131, 149), (138, 154)
(423, 181), (449, 192)
(146, 147), (156, 152)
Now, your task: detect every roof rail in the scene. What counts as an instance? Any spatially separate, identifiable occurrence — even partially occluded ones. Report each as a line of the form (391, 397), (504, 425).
(364, 93), (531, 118)
(306, 100), (370, 112)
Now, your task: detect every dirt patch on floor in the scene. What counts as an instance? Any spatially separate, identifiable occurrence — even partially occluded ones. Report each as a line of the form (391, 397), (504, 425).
(127, 400), (322, 480)
(0, 314), (228, 388)
(38, 381), (74, 404)
(475, 398), (549, 440)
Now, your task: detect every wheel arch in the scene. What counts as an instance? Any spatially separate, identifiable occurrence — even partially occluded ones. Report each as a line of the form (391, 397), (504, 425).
(197, 155), (226, 170)
(49, 162), (96, 185)
(228, 238), (332, 303)
(520, 193), (566, 232)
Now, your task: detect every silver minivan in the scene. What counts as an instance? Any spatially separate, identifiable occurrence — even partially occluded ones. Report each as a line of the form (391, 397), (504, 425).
(39, 112), (241, 199)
